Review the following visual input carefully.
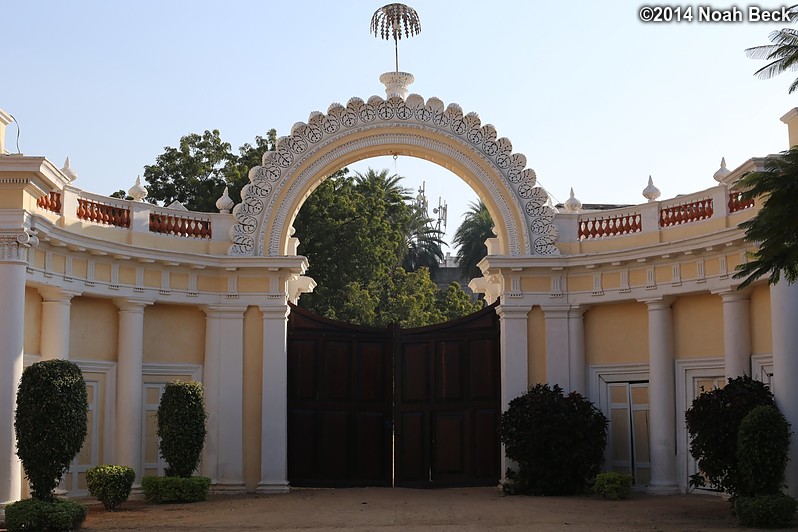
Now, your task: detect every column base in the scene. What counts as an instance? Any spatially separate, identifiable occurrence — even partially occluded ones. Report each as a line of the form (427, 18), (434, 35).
(256, 481), (289, 494)
(211, 483), (246, 495)
(645, 482), (681, 495)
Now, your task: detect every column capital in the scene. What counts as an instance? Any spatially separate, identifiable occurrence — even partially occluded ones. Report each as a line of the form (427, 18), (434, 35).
(714, 288), (752, 302)
(495, 303), (532, 320)
(113, 297), (154, 312)
(0, 229), (38, 264)
(37, 285), (82, 303)
(202, 305), (248, 319)
(639, 296), (675, 310)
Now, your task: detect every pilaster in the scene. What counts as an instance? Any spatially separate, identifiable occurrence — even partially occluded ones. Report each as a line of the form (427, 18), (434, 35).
(202, 305), (247, 493)
(542, 306), (570, 391)
(257, 299), (291, 494)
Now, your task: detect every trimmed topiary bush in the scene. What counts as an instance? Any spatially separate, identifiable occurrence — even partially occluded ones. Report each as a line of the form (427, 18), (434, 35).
(734, 494), (797, 528)
(157, 380), (207, 478)
(86, 465), (135, 511)
(685, 375), (774, 498)
(592, 472), (633, 500)
(141, 476), (211, 503)
(14, 359), (88, 501)
(500, 383), (608, 495)
(4, 497), (87, 532)
(737, 405), (791, 497)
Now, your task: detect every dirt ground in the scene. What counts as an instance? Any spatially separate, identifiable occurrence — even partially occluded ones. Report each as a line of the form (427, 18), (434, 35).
(70, 487), (777, 531)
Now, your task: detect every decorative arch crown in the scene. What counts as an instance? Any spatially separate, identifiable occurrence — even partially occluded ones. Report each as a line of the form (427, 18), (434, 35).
(229, 94), (559, 257)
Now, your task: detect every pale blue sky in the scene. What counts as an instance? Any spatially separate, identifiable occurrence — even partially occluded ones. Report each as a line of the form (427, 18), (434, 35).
(3, 1), (797, 249)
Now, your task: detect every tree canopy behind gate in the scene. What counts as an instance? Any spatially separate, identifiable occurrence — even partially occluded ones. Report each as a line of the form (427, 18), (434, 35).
(133, 130), (482, 327)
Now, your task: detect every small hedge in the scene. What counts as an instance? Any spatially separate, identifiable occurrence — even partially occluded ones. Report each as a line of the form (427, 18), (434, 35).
(500, 383), (608, 495)
(86, 464), (135, 511)
(736, 405), (791, 497)
(15, 359), (88, 500)
(734, 494), (797, 528)
(4, 498), (87, 532)
(592, 472), (633, 500)
(141, 476), (210, 504)
(157, 381), (207, 478)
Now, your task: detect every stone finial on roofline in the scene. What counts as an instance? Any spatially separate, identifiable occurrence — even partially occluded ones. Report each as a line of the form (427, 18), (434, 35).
(216, 186), (235, 214)
(128, 175), (148, 202)
(642, 175), (661, 202)
(713, 157), (731, 183)
(61, 157), (78, 181)
(563, 187), (582, 213)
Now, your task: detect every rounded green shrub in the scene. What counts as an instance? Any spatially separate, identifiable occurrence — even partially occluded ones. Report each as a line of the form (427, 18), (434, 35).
(737, 405), (791, 497)
(684, 375), (774, 498)
(4, 498), (87, 532)
(141, 476), (210, 503)
(500, 383), (608, 495)
(592, 472), (633, 500)
(14, 359), (88, 500)
(734, 493), (797, 528)
(157, 380), (207, 478)
(86, 464), (135, 511)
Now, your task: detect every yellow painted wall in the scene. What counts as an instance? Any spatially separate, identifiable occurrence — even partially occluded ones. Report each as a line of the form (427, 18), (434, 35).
(521, 276), (549, 293)
(673, 293), (723, 358)
(750, 283), (772, 355)
(143, 304), (205, 364)
(243, 306), (263, 492)
(24, 287), (42, 355)
(70, 297), (118, 361)
(584, 301), (648, 365)
(528, 307), (546, 385)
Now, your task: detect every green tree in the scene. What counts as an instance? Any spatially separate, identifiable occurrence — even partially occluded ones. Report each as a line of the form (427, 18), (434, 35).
(734, 148), (798, 288)
(436, 281), (483, 321)
(453, 201), (494, 279)
(745, 15), (798, 93)
(143, 130), (236, 212)
(403, 206), (445, 276)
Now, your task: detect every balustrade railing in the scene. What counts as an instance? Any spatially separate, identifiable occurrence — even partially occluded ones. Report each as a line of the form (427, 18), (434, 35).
(578, 212), (642, 240)
(36, 191), (61, 214)
(77, 198), (131, 228)
(728, 190), (755, 213)
(659, 197), (713, 227)
(149, 212), (212, 239)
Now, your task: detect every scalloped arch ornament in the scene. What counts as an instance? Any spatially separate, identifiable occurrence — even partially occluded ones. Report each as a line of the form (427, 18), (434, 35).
(228, 94), (560, 257)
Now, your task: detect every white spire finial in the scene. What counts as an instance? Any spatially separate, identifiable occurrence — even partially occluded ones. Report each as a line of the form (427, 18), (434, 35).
(642, 175), (661, 202)
(215, 186), (235, 214)
(128, 175), (148, 202)
(61, 157), (78, 181)
(713, 157), (732, 183)
(564, 187), (582, 213)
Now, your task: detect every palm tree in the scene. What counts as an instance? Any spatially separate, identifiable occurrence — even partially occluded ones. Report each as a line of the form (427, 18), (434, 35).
(745, 17), (798, 93)
(453, 201), (495, 280)
(734, 147), (798, 288)
(403, 205), (445, 275)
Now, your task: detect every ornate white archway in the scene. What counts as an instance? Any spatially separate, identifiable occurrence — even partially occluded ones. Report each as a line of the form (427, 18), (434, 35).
(228, 93), (559, 258)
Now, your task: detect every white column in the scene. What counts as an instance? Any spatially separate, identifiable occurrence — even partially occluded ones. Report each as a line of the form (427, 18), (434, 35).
(257, 301), (290, 494)
(568, 307), (587, 396)
(542, 305), (570, 391)
(770, 281), (798, 497)
(202, 306), (246, 493)
(495, 303), (532, 480)
(719, 290), (751, 379)
(643, 298), (679, 494)
(0, 232), (34, 510)
(114, 298), (152, 484)
(38, 287), (80, 361)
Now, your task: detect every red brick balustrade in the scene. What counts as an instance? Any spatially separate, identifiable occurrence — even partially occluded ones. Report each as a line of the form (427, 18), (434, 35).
(578, 212), (642, 240)
(149, 213), (212, 239)
(659, 198), (713, 227)
(77, 198), (131, 228)
(36, 191), (62, 214)
(728, 190), (755, 213)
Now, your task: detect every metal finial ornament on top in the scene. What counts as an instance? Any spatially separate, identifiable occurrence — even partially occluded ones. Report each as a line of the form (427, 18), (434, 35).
(370, 3), (421, 72)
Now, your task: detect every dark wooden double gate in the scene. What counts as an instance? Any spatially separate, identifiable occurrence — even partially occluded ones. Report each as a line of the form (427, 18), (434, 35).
(287, 302), (501, 488)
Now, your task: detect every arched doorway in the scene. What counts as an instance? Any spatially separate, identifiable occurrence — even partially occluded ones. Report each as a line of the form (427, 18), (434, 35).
(247, 93), (557, 493)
